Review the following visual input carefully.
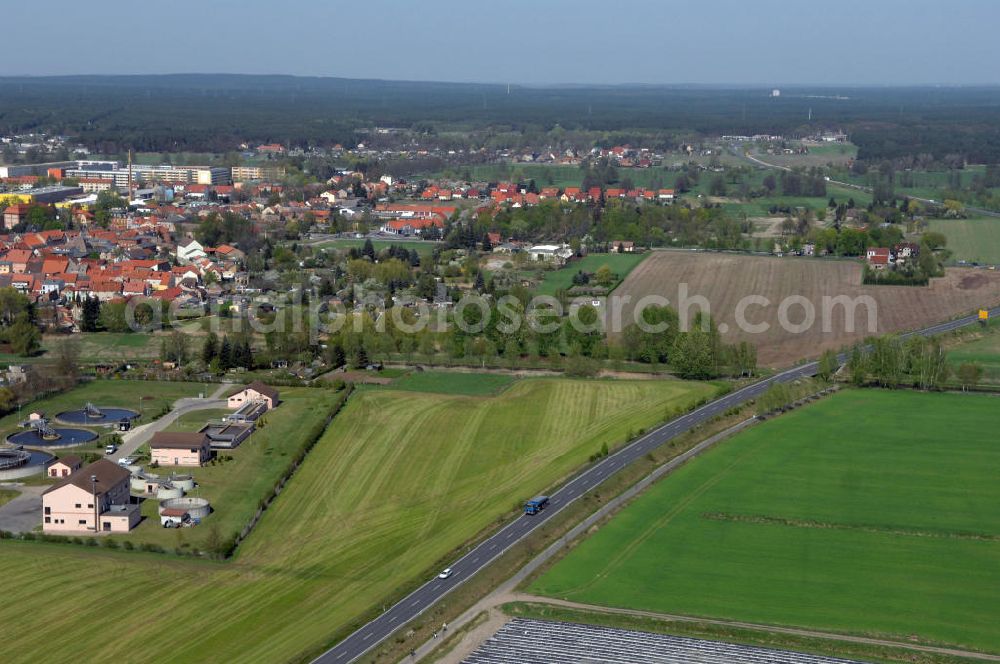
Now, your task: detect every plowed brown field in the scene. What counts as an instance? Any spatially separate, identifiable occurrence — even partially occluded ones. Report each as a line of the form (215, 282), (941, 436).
(613, 251), (1000, 366)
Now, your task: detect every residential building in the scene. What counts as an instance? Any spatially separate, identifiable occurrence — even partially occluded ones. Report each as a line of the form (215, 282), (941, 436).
(176, 239), (207, 264)
(227, 381), (280, 410)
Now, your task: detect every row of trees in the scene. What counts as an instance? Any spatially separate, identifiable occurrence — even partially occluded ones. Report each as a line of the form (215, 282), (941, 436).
(841, 335), (973, 390)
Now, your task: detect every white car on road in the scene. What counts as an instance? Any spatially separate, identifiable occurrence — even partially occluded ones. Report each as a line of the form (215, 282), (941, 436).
(438, 568), (454, 579)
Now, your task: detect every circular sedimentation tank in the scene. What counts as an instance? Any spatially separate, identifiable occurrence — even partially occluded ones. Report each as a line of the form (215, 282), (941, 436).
(160, 497), (211, 520)
(0, 447), (54, 480)
(7, 428), (98, 448)
(170, 475), (195, 492)
(55, 406), (139, 427)
(156, 483), (184, 500)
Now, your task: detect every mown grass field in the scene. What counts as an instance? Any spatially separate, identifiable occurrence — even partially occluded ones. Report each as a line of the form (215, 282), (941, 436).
(532, 389), (1000, 653)
(389, 371), (515, 395)
(1, 377), (716, 663)
(536, 252), (648, 296)
(929, 218), (1000, 265)
(0, 380), (210, 441)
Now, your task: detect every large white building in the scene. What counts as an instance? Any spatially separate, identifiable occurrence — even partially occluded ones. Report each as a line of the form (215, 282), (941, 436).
(63, 161), (231, 188)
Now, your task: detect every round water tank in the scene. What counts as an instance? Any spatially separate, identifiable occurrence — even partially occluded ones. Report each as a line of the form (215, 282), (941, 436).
(156, 483), (184, 500)
(161, 496), (211, 520)
(171, 475), (195, 491)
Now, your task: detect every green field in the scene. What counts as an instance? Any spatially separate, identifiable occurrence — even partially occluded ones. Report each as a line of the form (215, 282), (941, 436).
(929, 218), (1000, 265)
(536, 252), (648, 295)
(0, 380), (210, 441)
(389, 371), (516, 395)
(532, 389), (1000, 653)
(53, 332), (163, 363)
(1, 377), (716, 663)
(946, 326), (1000, 383)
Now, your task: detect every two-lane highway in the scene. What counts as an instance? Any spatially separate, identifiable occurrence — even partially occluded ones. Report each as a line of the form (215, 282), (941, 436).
(313, 305), (1000, 664)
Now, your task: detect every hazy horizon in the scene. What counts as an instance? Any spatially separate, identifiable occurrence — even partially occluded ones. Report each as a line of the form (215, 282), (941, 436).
(3, 0), (999, 86)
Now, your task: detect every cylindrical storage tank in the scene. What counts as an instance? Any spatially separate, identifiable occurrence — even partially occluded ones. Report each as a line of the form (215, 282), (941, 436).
(170, 475), (195, 491)
(161, 497), (211, 520)
(156, 483), (184, 500)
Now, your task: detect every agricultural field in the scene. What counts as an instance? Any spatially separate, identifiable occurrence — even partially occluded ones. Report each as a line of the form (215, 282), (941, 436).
(531, 389), (1000, 654)
(928, 217), (1000, 265)
(0, 377), (716, 663)
(536, 252), (648, 296)
(0, 380), (211, 440)
(613, 250), (1000, 366)
(388, 370), (516, 396)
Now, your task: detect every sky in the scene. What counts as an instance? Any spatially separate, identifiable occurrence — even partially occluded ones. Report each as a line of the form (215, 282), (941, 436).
(4, 0), (998, 85)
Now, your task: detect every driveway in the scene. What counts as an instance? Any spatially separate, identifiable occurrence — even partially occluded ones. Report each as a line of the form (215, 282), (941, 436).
(0, 484), (45, 533)
(111, 383), (231, 461)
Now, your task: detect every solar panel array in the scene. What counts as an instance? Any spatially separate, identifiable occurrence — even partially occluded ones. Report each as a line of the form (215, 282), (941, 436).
(462, 618), (867, 664)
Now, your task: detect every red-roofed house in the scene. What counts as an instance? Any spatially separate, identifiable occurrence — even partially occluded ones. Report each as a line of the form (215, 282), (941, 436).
(41, 258), (69, 275)
(866, 247), (890, 269)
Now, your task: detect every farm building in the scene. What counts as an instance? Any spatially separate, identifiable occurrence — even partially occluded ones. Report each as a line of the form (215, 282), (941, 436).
(149, 432), (212, 467)
(47, 455), (82, 478)
(42, 459), (139, 533)
(227, 381), (280, 411)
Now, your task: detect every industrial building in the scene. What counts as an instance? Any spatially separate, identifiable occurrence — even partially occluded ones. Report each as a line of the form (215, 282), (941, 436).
(0, 185), (84, 205)
(42, 459), (139, 533)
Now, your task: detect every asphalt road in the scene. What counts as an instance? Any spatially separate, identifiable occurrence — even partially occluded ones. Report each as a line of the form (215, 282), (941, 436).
(312, 306), (999, 664)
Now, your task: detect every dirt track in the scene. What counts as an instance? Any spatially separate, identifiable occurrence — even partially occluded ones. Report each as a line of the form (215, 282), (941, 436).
(612, 251), (1000, 366)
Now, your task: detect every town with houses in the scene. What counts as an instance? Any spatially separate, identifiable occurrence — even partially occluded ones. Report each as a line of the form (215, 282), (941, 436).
(2, 15), (1000, 662)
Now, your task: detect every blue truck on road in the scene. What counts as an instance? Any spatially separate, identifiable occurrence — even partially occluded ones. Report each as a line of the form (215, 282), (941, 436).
(524, 495), (549, 515)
